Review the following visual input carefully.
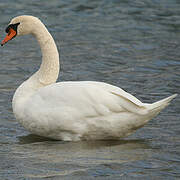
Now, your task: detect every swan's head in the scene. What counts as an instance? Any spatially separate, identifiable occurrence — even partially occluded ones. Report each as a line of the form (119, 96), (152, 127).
(1, 15), (42, 46)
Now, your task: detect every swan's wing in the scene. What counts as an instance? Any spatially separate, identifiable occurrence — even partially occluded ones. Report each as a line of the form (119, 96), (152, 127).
(26, 81), (148, 118)
(90, 81), (148, 115)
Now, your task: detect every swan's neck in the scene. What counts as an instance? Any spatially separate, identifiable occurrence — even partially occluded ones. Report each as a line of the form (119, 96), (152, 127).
(33, 23), (59, 85)
(13, 22), (59, 108)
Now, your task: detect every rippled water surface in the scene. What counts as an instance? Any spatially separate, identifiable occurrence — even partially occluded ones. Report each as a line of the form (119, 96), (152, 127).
(0, 0), (180, 179)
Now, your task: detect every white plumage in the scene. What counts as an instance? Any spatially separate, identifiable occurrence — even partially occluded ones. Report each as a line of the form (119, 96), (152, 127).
(4, 15), (177, 141)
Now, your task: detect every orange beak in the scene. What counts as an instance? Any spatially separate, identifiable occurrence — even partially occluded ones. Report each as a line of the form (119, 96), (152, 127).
(1, 28), (17, 46)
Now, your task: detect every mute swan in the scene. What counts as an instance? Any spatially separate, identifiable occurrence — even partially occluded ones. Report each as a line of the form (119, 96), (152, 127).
(1, 15), (177, 141)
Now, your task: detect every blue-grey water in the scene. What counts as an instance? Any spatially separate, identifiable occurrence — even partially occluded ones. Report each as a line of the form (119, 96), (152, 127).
(0, 0), (180, 179)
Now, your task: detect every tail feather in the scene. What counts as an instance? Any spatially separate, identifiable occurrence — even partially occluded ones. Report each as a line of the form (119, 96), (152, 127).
(148, 94), (177, 116)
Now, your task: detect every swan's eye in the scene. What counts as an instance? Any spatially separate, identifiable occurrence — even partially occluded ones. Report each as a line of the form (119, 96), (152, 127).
(5, 26), (10, 33)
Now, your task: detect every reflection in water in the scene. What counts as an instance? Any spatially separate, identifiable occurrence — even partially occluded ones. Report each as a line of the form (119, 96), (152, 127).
(18, 133), (148, 146)
(18, 134), (59, 144)
(14, 134), (150, 178)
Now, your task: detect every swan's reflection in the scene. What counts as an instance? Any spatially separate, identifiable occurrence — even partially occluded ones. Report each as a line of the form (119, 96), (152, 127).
(17, 134), (150, 159)
(18, 133), (148, 148)
(13, 134), (152, 178)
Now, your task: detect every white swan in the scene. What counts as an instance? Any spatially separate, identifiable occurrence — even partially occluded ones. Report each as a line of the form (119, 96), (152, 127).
(1, 15), (177, 141)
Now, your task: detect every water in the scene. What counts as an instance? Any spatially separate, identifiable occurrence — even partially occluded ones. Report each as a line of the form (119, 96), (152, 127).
(0, 0), (180, 179)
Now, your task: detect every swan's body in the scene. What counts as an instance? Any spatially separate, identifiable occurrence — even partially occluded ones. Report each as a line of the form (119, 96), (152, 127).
(2, 16), (177, 141)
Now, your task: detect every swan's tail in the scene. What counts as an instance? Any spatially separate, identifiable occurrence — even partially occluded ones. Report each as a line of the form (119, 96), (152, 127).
(147, 94), (177, 117)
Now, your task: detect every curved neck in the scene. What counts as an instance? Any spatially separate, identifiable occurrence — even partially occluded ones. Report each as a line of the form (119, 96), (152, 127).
(32, 23), (59, 85)
(12, 19), (60, 111)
